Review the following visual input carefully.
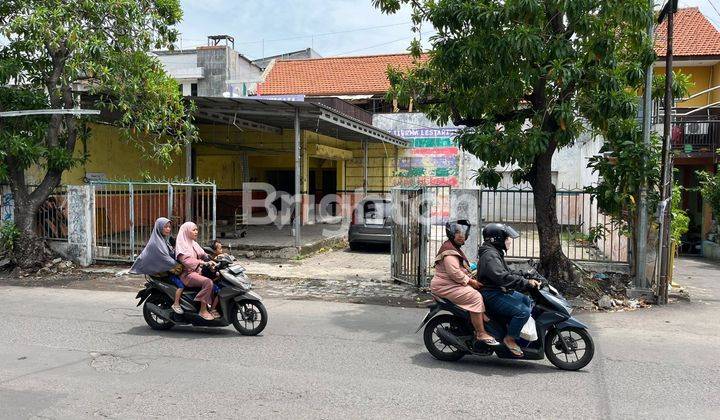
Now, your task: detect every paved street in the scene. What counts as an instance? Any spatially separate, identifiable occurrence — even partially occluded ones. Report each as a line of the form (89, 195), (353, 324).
(0, 258), (719, 419)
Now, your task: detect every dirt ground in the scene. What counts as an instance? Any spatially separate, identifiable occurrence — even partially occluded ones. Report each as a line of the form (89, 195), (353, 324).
(0, 245), (426, 307)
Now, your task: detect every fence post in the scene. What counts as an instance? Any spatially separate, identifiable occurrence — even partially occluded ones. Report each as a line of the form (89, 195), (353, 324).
(167, 183), (174, 219)
(450, 189), (480, 263)
(128, 182), (135, 260)
(212, 184), (217, 240)
(66, 185), (94, 267)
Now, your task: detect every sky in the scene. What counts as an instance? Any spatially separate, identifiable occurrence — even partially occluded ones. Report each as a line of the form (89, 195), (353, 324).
(176, 0), (720, 60)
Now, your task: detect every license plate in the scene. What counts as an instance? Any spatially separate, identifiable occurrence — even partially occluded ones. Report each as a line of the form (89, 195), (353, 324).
(366, 218), (383, 225)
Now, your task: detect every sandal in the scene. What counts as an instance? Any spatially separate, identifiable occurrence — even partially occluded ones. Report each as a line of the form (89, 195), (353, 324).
(171, 304), (184, 315)
(200, 312), (215, 321)
(210, 310), (221, 319)
(475, 336), (501, 347)
(505, 343), (524, 357)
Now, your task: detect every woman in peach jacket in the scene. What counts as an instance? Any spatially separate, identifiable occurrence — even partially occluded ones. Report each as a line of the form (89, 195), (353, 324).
(430, 221), (499, 347)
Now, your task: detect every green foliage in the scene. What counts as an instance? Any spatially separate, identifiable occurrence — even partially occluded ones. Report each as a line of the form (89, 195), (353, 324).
(0, 222), (20, 252)
(0, 0), (197, 185)
(374, 0), (655, 186)
(698, 167), (720, 219)
(670, 182), (690, 243)
(586, 132), (662, 226)
(652, 71), (694, 103)
(586, 67), (693, 244)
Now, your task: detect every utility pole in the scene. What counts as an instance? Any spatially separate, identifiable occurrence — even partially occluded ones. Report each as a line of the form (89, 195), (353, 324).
(633, 0), (655, 299)
(657, 0), (677, 304)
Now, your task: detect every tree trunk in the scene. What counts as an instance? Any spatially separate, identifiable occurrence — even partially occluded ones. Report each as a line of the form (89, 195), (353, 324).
(528, 142), (578, 294)
(7, 181), (53, 270)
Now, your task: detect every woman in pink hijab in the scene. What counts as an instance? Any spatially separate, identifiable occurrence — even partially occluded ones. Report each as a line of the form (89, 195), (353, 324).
(175, 222), (217, 320)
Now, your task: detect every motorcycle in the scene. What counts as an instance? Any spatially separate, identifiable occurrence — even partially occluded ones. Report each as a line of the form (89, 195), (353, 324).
(135, 252), (267, 336)
(416, 273), (594, 371)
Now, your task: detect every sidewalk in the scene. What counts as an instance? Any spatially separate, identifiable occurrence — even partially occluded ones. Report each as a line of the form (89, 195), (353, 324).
(0, 246), (429, 307)
(3, 251), (715, 309)
(671, 257), (720, 303)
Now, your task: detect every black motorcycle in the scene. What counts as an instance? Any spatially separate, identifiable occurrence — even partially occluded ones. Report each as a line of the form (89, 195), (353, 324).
(135, 253), (267, 336)
(417, 274), (594, 371)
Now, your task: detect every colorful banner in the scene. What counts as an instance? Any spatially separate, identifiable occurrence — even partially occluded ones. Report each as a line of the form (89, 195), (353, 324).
(390, 128), (459, 188)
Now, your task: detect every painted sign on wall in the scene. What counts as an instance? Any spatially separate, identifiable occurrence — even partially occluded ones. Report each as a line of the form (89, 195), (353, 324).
(1, 186), (13, 222)
(391, 128), (459, 187)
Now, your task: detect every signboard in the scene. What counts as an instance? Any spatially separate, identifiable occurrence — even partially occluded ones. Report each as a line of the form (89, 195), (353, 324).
(85, 172), (107, 182)
(391, 128), (460, 188)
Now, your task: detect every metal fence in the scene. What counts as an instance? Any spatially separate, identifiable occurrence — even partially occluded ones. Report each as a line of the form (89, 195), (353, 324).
(92, 181), (216, 261)
(424, 186), (452, 284)
(36, 186), (69, 240)
(390, 188), (426, 285)
(480, 189), (629, 263)
(1, 185), (69, 240)
(670, 120), (720, 153)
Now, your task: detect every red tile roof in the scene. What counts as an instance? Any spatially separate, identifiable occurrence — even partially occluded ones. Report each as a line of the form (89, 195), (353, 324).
(655, 7), (720, 57)
(257, 53), (427, 96)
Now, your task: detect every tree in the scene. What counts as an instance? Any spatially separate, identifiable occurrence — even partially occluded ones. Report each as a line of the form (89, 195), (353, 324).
(587, 71), (692, 270)
(698, 167), (720, 223)
(0, 1), (197, 268)
(373, 0), (655, 289)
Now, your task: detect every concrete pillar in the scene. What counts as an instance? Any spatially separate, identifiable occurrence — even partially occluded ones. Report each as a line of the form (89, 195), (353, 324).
(294, 108), (302, 247)
(363, 140), (368, 196)
(66, 185), (94, 267)
(450, 189), (481, 262)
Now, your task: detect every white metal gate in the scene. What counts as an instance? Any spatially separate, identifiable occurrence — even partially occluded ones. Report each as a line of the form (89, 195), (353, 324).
(91, 181), (216, 262)
(391, 187), (480, 287)
(390, 188), (427, 286)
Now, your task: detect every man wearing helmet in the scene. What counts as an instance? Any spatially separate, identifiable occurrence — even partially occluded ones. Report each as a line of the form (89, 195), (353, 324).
(478, 223), (541, 357)
(430, 220), (500, 348)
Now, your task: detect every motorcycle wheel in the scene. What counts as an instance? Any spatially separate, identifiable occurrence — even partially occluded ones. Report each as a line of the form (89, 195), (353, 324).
(544, 327), (594, 371)
(230, 300), (267, 336)
(423, 314), (468, 362)
(143, 294), (174, 331)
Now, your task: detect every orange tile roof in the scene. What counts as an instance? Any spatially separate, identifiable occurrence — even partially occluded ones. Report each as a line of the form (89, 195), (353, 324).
(655, 7), (720, 57)
(257, 53), (427, 96)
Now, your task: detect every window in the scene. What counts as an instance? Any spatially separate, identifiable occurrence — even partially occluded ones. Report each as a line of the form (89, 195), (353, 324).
(191, 83), (198, 97)
(178, 84), (183, 95)
(362, 200), (391, 220)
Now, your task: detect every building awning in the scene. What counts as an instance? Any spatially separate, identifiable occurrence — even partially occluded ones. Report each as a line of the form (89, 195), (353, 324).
(190, 97), (409, 147)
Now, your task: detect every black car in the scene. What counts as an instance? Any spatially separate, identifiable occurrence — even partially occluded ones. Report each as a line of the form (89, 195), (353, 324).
(348, 198), (391, 250)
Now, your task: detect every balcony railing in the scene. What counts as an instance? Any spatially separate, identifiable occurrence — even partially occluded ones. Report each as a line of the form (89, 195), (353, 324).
(670, 120), (720, 155)
(306, 97), (374, 125)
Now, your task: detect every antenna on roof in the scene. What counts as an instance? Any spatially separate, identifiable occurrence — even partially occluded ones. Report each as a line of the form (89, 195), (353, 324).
(208, 35), (235, 49)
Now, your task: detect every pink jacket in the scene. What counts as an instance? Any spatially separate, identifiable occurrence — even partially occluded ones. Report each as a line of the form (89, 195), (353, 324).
(178, 254), (206, 282)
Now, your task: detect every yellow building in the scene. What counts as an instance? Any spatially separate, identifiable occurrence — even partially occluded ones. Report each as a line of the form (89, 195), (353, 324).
(654, 7), (720, 253)
(64, 97), (407, 232)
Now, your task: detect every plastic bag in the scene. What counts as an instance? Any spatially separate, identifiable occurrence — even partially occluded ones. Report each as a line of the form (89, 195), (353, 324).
(519, 317), (538, 342)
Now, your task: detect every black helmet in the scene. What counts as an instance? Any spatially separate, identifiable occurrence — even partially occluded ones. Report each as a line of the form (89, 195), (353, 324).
(445, 219), (471, 241)
(482, 223), (519, 250)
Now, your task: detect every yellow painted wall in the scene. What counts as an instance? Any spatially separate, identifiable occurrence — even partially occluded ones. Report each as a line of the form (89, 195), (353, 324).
(655, 65), (713, 108)
(712, 62), (720, 105)
(345, 143), (398, 193)
(63, 122), (400, 194)
(58, 123), (186, 184)
(195, 123), (400, 193)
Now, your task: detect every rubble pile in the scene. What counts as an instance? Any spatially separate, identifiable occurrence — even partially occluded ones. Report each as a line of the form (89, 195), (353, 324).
(7, 257), (76, 278)
(575, 272), (652, 311)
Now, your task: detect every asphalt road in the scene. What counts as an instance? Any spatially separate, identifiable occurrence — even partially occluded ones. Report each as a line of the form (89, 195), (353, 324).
(0, 258), (718, 419)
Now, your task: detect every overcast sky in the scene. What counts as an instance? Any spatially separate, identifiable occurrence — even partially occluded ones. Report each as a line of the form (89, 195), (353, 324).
(176, 0), (720, 60)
